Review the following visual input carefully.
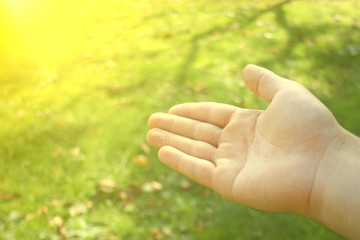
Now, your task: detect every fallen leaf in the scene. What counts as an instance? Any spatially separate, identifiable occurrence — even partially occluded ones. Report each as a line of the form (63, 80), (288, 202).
(85, 201), (93, 209)
(1, 193), (16, 200)
(59, 119), (67, 126)
(213, 31), (222, 37)
(123, 203), (135, 213)
(40, 205), (48, 215)
(151, 181), (163, 191)
(49, 216), (63, 227)
(72, 147), (81, 157)
(97, 179), (117, 193)
(133, 155), (148, 166)
(25, 213), (35, 221)
(180, 179), (191, 190)
(118, 191), (128, 201)
(141, 181), (163, 193)
(51, 199), (62, 207)
(7, 211), (21, 222)
(151, 228), (163, 240)
(141, 183), (153, 193)
(161, 227), (173, 236)
(57, 227), (68, 240)
(69, 203), (88, 217)
(242, 29), (249, 36)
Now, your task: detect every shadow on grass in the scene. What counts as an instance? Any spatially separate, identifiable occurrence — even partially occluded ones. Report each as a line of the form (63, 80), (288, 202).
(265, 2), (360, 134)
(174, 0), (293, 84)
(125, 0), (360, 135)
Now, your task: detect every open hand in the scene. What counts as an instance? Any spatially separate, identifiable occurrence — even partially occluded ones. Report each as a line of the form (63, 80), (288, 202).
(146, 65), (342, 215)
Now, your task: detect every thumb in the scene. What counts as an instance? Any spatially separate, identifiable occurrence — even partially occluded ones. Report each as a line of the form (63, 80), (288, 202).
(243, 64), (300, 102)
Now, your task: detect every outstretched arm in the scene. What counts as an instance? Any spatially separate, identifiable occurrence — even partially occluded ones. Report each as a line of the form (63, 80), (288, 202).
(146, 64), (360, 239)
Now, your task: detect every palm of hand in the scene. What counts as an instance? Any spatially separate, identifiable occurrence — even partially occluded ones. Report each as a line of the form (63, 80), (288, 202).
(215, 88), (338, 214)
(147, 65), (340, 214)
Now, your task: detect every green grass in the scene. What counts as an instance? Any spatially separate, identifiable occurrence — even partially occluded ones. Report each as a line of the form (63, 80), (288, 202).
(1, 0), (360, 239)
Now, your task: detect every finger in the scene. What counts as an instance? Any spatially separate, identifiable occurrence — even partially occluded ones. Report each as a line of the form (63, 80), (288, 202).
(169, 102), (238, 128)
(158, 146), (215, 189)
(243, 64), (302, 102)
(147, 128), (216, 162)
(148, 112), (222, 147)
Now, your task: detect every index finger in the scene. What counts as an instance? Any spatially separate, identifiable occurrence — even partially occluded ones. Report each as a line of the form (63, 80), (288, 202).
(169, 102), (239, 128)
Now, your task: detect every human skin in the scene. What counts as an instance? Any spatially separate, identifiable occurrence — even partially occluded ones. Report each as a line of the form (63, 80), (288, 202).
(146, 64), (360, 239)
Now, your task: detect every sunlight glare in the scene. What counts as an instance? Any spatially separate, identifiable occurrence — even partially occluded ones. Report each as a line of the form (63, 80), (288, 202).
(1, 0), (89, 65)
(1, 0), (142, 66)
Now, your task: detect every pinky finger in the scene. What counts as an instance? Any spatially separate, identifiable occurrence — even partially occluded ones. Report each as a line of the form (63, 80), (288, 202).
(158, 146), (215, 189)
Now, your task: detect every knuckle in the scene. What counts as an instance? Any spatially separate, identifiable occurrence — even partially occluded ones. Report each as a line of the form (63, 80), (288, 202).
(159, 134), (166, 147)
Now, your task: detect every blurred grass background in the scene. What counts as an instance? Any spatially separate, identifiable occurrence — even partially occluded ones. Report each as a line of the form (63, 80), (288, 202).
(1, 0), (359, 239)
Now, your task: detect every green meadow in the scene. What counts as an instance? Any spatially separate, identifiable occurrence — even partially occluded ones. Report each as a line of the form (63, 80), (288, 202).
(1, 0), (359, 239)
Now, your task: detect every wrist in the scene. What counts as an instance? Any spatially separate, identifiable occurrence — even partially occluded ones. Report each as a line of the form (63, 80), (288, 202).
(306, 127), (360, 239)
